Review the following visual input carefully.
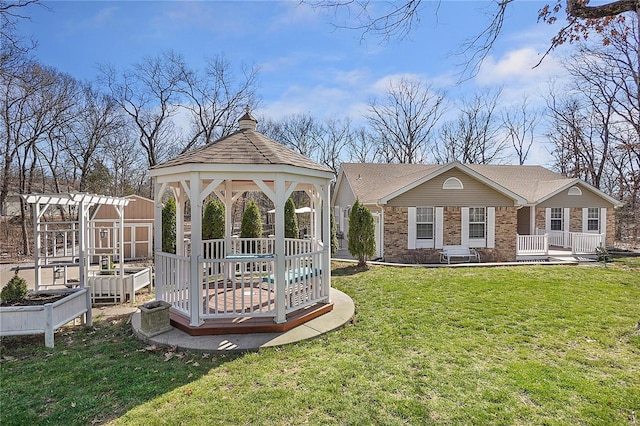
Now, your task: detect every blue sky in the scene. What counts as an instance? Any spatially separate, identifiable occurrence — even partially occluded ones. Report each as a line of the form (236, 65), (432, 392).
(18, 0), (572, 164)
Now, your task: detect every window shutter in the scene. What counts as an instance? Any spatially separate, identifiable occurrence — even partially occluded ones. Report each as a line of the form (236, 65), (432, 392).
(461, 207), (469, 246)
(407, 207), (416, 249)
(545, 207), (551, 232)
(564, 208), (570, 232)
(435, 207), (444, 249)
(582, 208), (588, 232)
(487, 207), (495, 248)
(600, 208), (607, 237)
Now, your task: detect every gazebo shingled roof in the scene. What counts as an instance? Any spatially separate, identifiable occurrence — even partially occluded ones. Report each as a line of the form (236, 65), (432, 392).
(152, 127), (332, 173)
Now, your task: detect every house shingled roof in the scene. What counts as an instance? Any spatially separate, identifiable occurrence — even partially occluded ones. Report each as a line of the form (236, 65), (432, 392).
(339, 162), (614, 205)
(151, 128), (332, 173)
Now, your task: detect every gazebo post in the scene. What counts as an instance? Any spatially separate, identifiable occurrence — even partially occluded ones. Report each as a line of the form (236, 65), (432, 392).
(224, 180), (233, 257)
(188, 173), (203, 327)
(274, 176), (287, 323)
(77, 199), (92, 326)
(153, 180), (164, 301)
(173, 187), (185, 257)
(321, 184), (332, 300)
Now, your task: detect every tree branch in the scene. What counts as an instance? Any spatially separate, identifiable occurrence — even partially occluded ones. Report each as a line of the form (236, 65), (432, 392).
(567, 0), (639, 19)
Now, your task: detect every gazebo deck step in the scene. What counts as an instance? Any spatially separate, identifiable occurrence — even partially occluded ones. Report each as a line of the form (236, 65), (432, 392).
(170, 302), (334, 336)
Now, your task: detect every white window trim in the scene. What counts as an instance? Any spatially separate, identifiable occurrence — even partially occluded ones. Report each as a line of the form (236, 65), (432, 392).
(462, 206), (494, 248)
(408, 206), (441, 249)
(468, 207), (487, 248)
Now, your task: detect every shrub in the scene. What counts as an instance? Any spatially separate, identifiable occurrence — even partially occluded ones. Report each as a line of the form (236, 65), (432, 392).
(203, 198), (225, 240)
(330, 208), (338, 256)
(240, 200), (262, 239)
(348, 199), (376, 267)
(1, 271), (28, 304)
(162, 197), (177, 254)
(595, 244), (611, 266)
(284, 198), (299, 239)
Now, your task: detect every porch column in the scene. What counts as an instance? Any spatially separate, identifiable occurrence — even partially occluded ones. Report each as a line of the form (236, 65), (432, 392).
(188, 173), (203, 327)
(530, 206), (536, 234)
(274, 176), (287, 323)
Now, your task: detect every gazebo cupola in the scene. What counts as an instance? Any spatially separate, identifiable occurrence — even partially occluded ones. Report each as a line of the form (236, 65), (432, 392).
(149, 110), (335, 334)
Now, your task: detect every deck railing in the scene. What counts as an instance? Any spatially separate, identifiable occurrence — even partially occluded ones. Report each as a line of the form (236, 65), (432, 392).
(200, 255), (276, 318)
(283, 249), (325, 313)
(572, 233), (605, 254)
(155, 252), (190, 315)
(519, 231), (604, 256)
(516, 234), (548, 255)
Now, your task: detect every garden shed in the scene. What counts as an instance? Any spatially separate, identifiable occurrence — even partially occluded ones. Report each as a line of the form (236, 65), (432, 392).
(92, 194), (154, 261)
(150, 110), (335, 334)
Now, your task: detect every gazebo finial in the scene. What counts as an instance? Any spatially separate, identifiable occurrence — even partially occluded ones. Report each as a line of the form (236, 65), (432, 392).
(238, 106), (258, 131)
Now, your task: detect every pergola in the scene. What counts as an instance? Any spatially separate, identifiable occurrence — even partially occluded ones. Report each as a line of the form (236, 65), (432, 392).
(150, 111), (335, 333)
(21, 193), (131, 318)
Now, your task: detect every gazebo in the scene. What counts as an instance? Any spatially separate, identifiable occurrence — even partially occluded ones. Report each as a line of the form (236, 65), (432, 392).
(150, 111), (335, 335)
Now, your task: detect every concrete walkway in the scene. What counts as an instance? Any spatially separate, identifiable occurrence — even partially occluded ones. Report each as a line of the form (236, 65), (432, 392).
(131, 288), (354, 353)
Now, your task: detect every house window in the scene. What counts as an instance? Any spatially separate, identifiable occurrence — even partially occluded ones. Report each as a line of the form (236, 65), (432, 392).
(587, 208), (600, 232)
(416, 207), (434, 239)
(468, 207), (485, 239)
(550, 208), (563, 231)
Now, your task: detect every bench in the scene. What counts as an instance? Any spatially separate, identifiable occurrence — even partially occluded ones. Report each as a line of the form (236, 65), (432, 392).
(262, 267), (323, 308)
(262, 267), (321, 285)
(439, 245), (480, 264)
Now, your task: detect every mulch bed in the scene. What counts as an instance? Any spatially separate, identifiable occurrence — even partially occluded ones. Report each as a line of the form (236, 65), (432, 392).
(1, 293), (67, 307)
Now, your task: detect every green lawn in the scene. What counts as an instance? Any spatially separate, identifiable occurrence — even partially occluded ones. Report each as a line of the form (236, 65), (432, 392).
(2, 261), (639, 425)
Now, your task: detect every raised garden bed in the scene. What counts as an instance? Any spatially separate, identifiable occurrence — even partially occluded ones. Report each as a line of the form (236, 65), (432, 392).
(0, 287), (90, 348)
(88, 267), (152, 304)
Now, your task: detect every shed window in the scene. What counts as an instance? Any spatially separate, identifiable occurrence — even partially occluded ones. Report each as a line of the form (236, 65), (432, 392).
(469, 207), (486, 239)
(416, 207), (434, 239)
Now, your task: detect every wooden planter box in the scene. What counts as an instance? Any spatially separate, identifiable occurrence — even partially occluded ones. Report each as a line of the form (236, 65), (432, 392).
(88, 267), (152, 304)
(138, 300), (172, 337)
(0, 288), (90, 348)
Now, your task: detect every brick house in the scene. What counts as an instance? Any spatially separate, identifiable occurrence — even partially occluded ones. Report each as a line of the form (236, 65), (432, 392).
(332, 162), (623, 263)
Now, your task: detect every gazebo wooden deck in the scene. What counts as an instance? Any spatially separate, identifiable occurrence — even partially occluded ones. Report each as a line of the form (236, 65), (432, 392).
(150, 110), (335, 335)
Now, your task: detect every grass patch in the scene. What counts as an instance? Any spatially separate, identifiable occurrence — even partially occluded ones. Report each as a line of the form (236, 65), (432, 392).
(2, 262), (639, 425)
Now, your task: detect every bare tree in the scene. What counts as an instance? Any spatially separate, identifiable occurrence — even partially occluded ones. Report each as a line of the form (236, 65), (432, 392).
(502, 96), (540, 165)
(0, 0), (40, 56)
(177, 55), (259, 152)
(259, 113), (323, 159)
(0, 62), (79, 254)
(99, 50), (184, 169)
(346, 126), (378, 163)
(433, 89), (506, 164)
(316, 117), (351, 177)
(367, 77), (445, 164)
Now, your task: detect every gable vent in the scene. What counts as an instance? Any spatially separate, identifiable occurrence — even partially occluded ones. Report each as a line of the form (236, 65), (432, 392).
(443, 177), (464, 190)
(568, 186), (582, 196)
